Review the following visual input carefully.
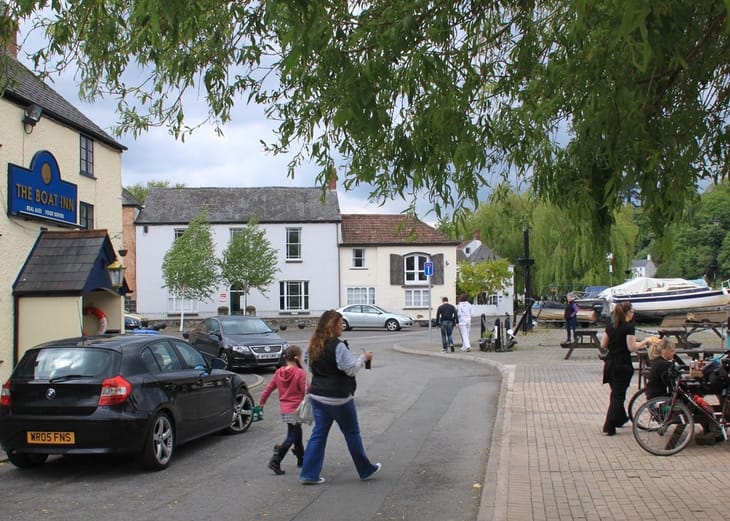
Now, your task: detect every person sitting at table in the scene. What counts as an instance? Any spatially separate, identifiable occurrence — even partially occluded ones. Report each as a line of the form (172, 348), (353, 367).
(644, 338), (677, 400)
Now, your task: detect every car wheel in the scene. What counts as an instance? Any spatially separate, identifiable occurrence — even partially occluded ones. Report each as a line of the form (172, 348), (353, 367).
(342, 319), (352, 331)
(6, 450), (48, 469)
(385, 319), (400, 331)
(226, 386), (254, 434)
(141, 412), (174, 471)
(218, 350), (230, 368)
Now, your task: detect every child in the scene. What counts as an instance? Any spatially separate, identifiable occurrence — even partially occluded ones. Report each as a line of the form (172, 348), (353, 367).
(644, 337), (676, 399)
(259, 345), (307, 475)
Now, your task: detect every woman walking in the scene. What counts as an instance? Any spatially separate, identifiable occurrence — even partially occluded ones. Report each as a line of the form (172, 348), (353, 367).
(299, 310), (381, 484)
(600, 302), (648, 435)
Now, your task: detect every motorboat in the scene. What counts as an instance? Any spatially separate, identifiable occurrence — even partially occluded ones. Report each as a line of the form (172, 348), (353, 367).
(531, 298), (603, 324)
(598, 277), (730, 319)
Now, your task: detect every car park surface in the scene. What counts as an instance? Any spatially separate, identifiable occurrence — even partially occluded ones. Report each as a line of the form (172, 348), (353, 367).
(183, 316), (289, 369)
(0, 334), (254, 471)
(336, 304), (414, 331)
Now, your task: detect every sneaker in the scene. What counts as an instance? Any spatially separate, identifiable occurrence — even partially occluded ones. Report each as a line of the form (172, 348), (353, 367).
(300, 477), (326, 485)
(442, 349), (448, 353)
(450, 345), (454, 352)
(361, 462), (382, 481)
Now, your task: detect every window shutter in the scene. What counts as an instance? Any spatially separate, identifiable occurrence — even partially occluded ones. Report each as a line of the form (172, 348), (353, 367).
(432, 254), (444, 285)
(390, 254), (404, 285)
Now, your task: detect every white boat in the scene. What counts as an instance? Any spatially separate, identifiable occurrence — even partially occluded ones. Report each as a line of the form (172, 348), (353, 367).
(598, 277), (730, 318)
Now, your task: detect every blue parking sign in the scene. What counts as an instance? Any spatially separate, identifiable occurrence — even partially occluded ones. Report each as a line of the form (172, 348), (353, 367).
(424, 261), (433, 276)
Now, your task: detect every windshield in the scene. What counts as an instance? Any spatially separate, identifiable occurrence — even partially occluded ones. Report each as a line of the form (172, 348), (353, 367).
(220, 318), (273, 335)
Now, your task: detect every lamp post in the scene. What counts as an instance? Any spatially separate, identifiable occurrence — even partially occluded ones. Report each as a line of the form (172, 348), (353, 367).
(710, 216), (720, 282)
(606, 252), (614, 286)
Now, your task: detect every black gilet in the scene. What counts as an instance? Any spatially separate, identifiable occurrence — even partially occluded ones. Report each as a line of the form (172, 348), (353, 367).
(309, 338), (357, 398)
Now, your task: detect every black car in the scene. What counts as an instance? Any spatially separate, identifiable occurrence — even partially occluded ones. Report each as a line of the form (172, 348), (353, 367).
(184, 316), (289, 370)
(0, 334), (255, 471)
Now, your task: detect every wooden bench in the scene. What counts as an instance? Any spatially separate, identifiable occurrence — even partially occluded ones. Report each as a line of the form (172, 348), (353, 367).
(561, 329), (602, 359)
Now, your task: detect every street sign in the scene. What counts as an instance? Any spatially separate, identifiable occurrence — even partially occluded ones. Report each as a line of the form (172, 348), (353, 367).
(424, 261), (433, 276)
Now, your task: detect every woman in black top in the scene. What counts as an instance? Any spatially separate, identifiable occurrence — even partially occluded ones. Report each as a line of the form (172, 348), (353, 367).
(600, 302), (649, 435)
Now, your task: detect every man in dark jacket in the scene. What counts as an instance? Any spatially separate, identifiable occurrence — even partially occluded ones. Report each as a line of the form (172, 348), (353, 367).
(436, 297), (457, 352)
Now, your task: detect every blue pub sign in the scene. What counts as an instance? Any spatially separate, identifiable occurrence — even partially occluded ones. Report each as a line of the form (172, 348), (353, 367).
(8, 150), (78, 227)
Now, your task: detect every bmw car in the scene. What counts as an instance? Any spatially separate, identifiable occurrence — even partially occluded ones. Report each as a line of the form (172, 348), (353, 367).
(183, 316), (289, 370)
(0, 334), (255, 471)
(336, 305), (414, 332)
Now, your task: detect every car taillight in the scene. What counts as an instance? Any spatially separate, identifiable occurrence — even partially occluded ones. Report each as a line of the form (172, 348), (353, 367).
(0, 381), (10, 407)
(98, 375), (132, 406)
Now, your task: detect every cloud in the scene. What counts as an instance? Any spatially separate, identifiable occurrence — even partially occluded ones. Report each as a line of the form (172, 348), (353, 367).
(17, 19), (450, 225)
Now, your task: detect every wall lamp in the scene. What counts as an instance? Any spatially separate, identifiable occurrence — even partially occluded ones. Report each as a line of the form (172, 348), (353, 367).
(107, 259), (127, 289)
(23, 104), (43, 134)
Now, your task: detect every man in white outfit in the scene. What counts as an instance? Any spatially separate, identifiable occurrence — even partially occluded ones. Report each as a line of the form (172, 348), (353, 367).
(456, 294), (473, 352)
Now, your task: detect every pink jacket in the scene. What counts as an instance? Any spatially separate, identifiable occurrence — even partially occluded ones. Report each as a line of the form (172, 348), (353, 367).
(259, 365), (307, 414)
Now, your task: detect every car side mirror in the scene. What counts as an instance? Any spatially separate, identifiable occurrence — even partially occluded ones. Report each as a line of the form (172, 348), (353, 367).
(210, 358), (227, 370)
(182, 332), (190, 339)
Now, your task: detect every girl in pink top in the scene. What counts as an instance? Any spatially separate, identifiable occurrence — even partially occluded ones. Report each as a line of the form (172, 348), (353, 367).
(259, 345), (307, 474)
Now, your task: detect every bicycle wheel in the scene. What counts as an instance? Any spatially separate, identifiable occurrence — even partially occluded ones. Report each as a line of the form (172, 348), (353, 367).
(632, 397), (695, 456)
(628, 388), (647, 423)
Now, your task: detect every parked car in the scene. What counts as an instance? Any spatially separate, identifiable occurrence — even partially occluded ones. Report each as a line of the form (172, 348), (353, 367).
(124, 313), (145, 330)
(0, 334), (254, 471)
(336, 304), (414, 332)
(183, 316), (289, 370)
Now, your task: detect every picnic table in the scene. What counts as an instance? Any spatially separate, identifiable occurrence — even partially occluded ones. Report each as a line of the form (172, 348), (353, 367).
(560, 329), (602, 359)
(657, 311), (728, 350)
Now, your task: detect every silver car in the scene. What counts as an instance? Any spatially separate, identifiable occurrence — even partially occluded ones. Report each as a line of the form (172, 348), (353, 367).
(336, 305), (414, 332)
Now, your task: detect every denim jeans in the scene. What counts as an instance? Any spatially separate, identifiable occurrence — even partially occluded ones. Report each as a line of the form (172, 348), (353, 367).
(300, 398), (378, 480)
(439, 320), (454, 349)
(281, 422), (303, 453)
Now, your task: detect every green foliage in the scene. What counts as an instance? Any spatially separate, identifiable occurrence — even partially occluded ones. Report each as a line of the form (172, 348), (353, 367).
(125, 180), (185, 205)
(5, 2), (730, 239)
(161, 208), (219, 301)
(219, 218), (279, 308)
(456, 260), (512, 301)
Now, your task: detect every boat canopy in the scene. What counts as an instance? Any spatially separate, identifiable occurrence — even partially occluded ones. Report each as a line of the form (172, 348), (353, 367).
(599, 277), (707, 299)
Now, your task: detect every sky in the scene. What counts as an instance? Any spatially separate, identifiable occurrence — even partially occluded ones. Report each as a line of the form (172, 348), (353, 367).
(16, 26), (437, 221)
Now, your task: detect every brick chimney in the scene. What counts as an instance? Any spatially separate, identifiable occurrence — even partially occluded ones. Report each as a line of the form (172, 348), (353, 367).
(1, 9), (19, 58)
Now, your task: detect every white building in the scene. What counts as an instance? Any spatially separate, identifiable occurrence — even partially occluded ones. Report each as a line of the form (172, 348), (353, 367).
(134, 186), (341, 323)
(339, 214), (458, 322)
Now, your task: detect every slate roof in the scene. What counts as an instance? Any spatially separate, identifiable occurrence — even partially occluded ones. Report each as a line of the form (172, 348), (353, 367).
(457, 242), (502, 263)
(1, 56), (125, 151)
(122, 188), (142, 208)
(340, 214), (457, 246)
(136, 187), (341, 225)
(13, 230), (120, 296)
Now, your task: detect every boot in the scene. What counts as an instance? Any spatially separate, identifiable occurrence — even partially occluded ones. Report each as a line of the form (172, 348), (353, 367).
(268, 445), (286, 475)
(291, 444), (304, 468)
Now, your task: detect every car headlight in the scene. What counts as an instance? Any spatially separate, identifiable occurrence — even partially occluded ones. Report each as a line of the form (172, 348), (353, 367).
(231, 345), (252, 354)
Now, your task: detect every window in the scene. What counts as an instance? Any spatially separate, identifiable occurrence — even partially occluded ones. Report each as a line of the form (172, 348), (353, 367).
(146, 341), (183, 372)
(404, 254), (429, 284)
(167, 295), (197, 314)
(347, 287), (375, 305)
(405, 289), (429, 307)
(352, 248), (366, 268)
(173, 340), (207, 369)
(286, 228), (302, 260)
(230, 227), (244, 240)
(174, 228), (186, 240)
(279, 281), (309, 311)
(79, 202), (94, 229)
(80, 135), (95, 177)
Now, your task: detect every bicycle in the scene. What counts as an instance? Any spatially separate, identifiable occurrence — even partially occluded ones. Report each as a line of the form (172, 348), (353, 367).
(628, 353), (689, 423)
(632, 359), (730, 456)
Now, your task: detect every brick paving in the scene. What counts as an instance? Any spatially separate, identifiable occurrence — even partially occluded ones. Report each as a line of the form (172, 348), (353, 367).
(395, 325), (730, 521)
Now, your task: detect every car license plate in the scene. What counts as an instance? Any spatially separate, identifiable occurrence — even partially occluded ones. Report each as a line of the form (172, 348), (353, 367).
(257, 353), (279, 360)
(27, 431), (75, 445)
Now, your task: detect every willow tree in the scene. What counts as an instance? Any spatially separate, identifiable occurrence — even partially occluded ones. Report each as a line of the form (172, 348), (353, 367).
(3, 2), (729, 240)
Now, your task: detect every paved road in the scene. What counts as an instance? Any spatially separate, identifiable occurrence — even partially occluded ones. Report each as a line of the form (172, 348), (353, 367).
(0, 327), (500, 521)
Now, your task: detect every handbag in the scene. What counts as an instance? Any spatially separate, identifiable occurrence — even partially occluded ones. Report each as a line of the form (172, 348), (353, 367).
(296, 394), (314, 425)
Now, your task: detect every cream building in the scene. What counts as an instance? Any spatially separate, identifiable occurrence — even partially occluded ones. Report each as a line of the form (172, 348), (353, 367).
(1, 50), (126, 382)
